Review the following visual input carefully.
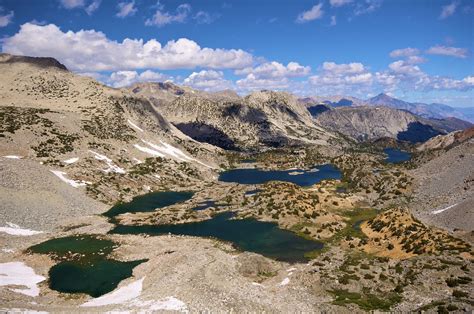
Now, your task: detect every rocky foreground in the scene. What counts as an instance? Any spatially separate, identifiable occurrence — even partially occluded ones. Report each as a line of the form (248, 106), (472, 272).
(1, 53), (473, 312)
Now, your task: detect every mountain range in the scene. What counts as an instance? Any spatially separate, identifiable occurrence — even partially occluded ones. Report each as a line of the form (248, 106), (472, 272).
(302, 93), (474, 123)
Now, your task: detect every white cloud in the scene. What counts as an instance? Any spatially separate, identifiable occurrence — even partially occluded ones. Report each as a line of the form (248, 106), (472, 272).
(236, 74), (290, 91)
(321, 62), (367, 74)
(108, 70), (171, 88)
(296, 3), (324, 23)
(308, 61), (373, 95)
(117, 1), (137, 18)
(85, 0), (101, 15)
(388, 60), (424, 76)
(235, 61), (311, 79)
(183, 70), (233, 91)
(330, 0), (352, 7)
(330, 15), (337, 26)
(146, 3), (191, 27)
(0, 10), (13, 27)
(440, 1), (458, 19)
(426, 45), (468, 58)
(354, 0), (382, 16)
(377, 59), (473, 92)
(59, 0), (85, 9)
(2, 23), (254, 71)
(389, 47), (420, 58)
(193, 11), (219, 24)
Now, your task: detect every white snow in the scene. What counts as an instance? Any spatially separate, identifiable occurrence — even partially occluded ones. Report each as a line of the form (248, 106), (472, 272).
(0, 309), (48, 314)
(132, 158), (143, 164)
(287, 267), (297, 272)
(81, 277), (187, 312)
(131, 297), (187, 311)
(136, 140), (213, 168)
(0, 262), (45, 297)
(133, 144), (165, 158)
(432, 203), (458, 215)
(3, 155), (22, 159)
(127, 119), (144, 132)
(50, 170), (87, 188)
(0, 223), (43, 236)
(2, 248), (15, 253)
(279, 277), (290, 286)
(251, 282), (264, 287)
(82, 278), (144, 307)
(63, 157), (79, 164)
(89, 151), (126, 174)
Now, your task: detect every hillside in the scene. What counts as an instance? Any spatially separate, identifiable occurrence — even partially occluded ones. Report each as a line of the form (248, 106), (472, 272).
(314, 106), (461, 143)
(130, 83), (335, 150)
(0, 53), (221, 207)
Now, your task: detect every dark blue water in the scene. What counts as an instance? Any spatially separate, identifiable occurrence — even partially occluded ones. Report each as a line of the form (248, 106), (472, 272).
(104, 191), (193, 218)
(28, 235), (146, 297)
(384, 148), (411, 164)
(111, 212), (323, 263)
(218, 164), (341, 186)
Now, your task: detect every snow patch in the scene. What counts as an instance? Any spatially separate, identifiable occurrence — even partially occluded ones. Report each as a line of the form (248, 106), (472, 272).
(128, 119), (144, 132)
(136, 140), (213, 168)
(0, 262), (45, 297)
(50, 170), (87, 188)
(82, 278), (144, 307)
(130, 296), (187, 311)
(3, 155), (22, 159)
(251, 282), (264, 287)
(81, 277), (187, 312)
(132, 158), (143, 164)
(279, 277), (290, 286)
(133, 144), (165, 158)
(89, 151), (126, 174)
(2, 248), (15, 253)
(0, 223), (43, 236)
(63, 157), (79, 164)
(432, 203), (458, 215)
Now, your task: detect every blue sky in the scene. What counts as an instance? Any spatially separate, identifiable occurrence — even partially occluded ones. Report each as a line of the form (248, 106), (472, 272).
(0, 0), (473, 107)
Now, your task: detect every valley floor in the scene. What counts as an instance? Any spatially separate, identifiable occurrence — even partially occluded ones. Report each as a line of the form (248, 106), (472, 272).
(1, 144), (473, 313)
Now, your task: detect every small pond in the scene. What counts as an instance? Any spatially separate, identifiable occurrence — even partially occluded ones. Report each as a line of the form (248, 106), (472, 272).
(104, 191), (193, 219)
(28, 235), (146, 297)
(218, 164), (341, 187)
(384, 148), (411, 164)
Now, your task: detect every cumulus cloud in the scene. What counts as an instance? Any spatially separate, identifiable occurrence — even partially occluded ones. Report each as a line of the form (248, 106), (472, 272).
(330, 0), (352, 7)
(0, 9), (13, 27)
(440, 1), (458, 19)
(146, 3), (191, 27)
(296, 3), (324, 23)
(116, 1), (137, 18)
(377, 59), (473, 92)
(235, 61), (311, 79)
(2, 23), (254, 71)
(235, 61), (310, 92)
(108, 70), (171, 88)
(236, 74), (290, 91)
(426, 45), (468, 58)
(183, 70), (233, 91)
(389, 47), (419, 58)
(308, 61), (373, 94)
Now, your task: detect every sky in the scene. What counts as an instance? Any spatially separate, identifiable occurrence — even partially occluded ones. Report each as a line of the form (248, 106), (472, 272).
(0, 0), (473, 107)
